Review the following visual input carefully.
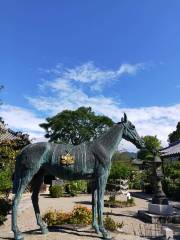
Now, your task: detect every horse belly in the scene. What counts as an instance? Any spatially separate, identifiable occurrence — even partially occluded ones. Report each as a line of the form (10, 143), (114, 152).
(48, 164), (94, 180)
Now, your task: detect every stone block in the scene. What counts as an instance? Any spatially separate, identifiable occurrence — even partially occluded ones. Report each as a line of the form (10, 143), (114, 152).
(148, 203), (173, 215)
(162, 227), (174, 240)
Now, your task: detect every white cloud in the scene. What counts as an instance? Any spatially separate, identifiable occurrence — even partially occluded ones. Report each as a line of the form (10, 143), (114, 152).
(40, 61), (146, 91)
(0, 105), (46, 142)
(27, 61), (147, 114)
(2, 62), (178, 152)
(25, 62), (179, 151)
(0, 103), (179, 152)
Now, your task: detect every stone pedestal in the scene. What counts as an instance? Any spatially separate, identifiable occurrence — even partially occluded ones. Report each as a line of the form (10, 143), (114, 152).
(148, 203), (173, 215)
(138, 152), (180, 224)
(138, 209), (180, 224)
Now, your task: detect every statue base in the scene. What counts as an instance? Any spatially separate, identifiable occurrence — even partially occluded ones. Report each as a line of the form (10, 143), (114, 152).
(138, 209), (180, 224)
(148, 203), (173, 215)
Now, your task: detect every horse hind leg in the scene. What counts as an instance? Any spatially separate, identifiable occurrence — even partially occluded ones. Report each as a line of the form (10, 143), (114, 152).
(31, 169), (49, 235)
(12, 172), (35, 240)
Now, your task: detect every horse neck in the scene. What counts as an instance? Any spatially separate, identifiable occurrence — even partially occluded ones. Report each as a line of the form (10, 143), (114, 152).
(97, 124), (124, 157)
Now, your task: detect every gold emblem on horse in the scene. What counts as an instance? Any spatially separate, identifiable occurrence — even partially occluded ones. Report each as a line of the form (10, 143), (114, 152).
(60, 153), (75, 165)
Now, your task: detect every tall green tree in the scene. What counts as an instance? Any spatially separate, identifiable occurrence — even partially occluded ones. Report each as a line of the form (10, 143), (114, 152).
(168, 122), (180, 143)
(137, 135), (161, 160)
(40, 107), (114, 145)
(0, 119), (31, 196)
(111, 151), (132, 163)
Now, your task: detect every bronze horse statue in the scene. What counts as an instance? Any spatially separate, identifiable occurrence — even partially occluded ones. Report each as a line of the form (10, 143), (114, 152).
(12, 113), (144, 240)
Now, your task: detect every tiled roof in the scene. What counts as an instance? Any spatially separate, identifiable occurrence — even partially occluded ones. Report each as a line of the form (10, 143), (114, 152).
(160, 140), (180, 157)
(0, 121), (20, 143)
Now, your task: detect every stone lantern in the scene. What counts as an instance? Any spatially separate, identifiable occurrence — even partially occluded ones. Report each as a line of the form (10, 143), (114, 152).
(148, 151), (173, 215)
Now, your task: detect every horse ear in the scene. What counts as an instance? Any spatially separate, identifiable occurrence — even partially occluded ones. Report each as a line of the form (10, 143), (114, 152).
(124, 113), (127, 122)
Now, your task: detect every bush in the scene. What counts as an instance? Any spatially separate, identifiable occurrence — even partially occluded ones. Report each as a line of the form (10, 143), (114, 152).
(43, 205), (92, 226)
(0, 198), (12, 225)
(104, 197), (135, 208)
(129, 171), (142, 190)
(66, 180), (87, 196)
(0, 168), (12, 198)
(69, 205), (92, 225)
(163, 177), (180, 201)
(49, 185), (64, 198)
(43, 205), (123, 232)
(109, 161), (133, 180)
(0, 215), (6, 225)
(104, 215), (124, 232)
(43, 210), (71, 226)
(162, 162), (180, 201)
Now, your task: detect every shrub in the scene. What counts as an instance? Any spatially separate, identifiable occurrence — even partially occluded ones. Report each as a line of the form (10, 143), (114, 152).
(162, 162), (180, 201)
(163, 177), (180, 201)
(69, 205), (92, 225)
(49, 185), (64, 198)
(129, 171), (142, 190)
(43, 210), (71, 226)
(109, 161), (133, 180)
(0, 215), (6, 225)
(66, 180), (87, 196)
(43, 205), (92, 226)
(0, 168), (12, 198)
(104, 215), (124, 231)
(43, 205), (122, 232)
(0, 198), (12, 225)
(104, 196), (135, 208)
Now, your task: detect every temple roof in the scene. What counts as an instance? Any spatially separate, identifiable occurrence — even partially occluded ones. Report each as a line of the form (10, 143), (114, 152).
(0, 121), (20, 143)
(160, 140), (180, 158)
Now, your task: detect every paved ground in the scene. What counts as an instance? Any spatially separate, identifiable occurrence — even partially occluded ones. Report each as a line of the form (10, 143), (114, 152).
(0, 191), (179, 240)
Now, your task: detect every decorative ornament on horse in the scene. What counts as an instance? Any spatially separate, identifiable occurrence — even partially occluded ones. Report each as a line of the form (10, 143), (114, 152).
(12, 113), (145, 240)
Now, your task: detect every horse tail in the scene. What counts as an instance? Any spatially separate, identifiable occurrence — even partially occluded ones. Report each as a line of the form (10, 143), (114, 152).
(12, 144), (30, 194)
(13, 142), (52, 194)
(12, 155), (21, 194)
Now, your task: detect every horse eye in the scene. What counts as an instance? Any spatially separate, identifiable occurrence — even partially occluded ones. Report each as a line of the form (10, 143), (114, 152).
(132, 125), (135, 129)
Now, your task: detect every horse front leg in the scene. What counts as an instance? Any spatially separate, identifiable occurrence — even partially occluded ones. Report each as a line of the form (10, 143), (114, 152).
(97, 173), (111, 240)
(92, 181), (100, 234)
(31, 170), (49, 235)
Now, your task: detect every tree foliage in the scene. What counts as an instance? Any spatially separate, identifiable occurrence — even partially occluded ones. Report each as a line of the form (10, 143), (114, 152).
(112, 151), (134, 163)
(40, 107), (114, 145)
(0, 119), (31, 195)
(137, 135), (161, 160)
(168, 122), (180, 143)
(109, 161), (133, 179)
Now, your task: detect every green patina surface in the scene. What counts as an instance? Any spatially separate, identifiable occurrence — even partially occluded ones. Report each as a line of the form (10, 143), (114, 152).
(12, 113), (144, 240)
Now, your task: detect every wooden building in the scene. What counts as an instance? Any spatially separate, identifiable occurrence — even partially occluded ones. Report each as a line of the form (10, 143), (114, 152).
(160, 140), (180, 160)
(0, 120), (21, 144)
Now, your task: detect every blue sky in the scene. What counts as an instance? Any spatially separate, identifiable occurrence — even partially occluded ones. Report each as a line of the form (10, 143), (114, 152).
(0, 1), (180, 151)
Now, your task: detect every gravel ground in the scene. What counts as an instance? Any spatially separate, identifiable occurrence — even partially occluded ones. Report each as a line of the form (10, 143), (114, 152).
(0, 192), (171, 240)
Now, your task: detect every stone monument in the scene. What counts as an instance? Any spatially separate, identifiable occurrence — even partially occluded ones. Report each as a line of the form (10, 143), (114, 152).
(138, 151), (180, 224)
(148, 151), (173, 216)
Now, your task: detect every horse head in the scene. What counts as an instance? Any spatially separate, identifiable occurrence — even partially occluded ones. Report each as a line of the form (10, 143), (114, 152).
(119, 113), (145, 149)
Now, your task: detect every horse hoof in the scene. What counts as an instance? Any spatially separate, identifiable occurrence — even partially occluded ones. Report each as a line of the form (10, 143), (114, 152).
(93, 225), (100, 234)
(41, 227), (49, 235)
(102, 232), (112, 240)
(94, 228), (100, 234)
(95, 229), (100, 234)
(14, 234), (24, 240)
